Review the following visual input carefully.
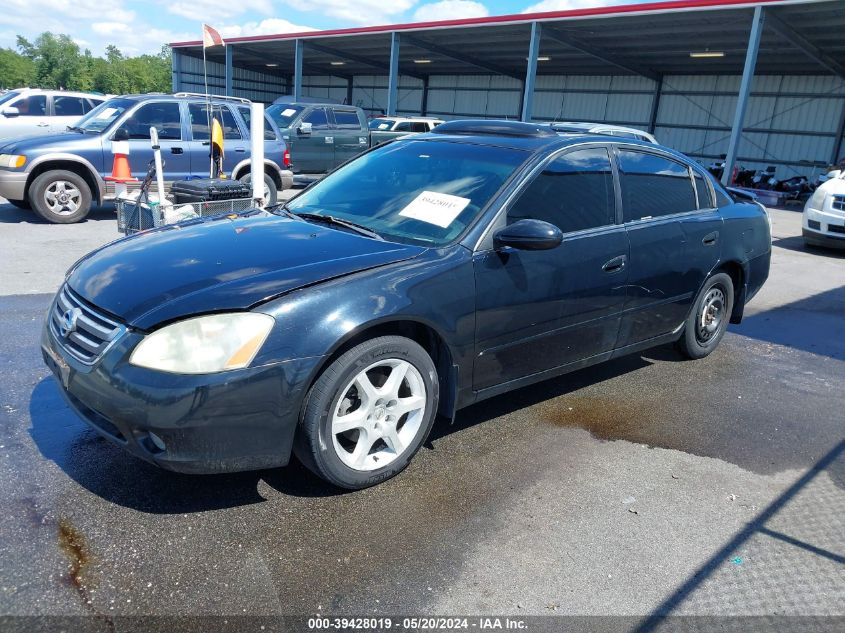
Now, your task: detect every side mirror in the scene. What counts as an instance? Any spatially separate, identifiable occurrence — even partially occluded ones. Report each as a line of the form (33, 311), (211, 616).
(2, 106), (20, 118)
(298, 121), (312, 135)
(493, 219), (563, 251)
(113, 127), (130, 142)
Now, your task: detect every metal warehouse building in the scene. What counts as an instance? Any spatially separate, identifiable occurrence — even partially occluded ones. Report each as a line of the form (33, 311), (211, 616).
(170, 0), (845, 184)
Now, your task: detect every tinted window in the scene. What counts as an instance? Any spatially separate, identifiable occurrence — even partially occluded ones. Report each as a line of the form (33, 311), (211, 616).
(86, 98), (105, 113)
(509, 147), (616, 233)
(237, 106), (277, 140)
(410, 122), (428, 133)
(189, 103), (241, 140)
(124, 102), (182, 140)
(266, 104), (305, 129)
(394, 121), (412, 132)
(333, 109), (361, 129)
(618, 150), (697, 221)
(53, 96), (86, 117)
(693, 171), (713, 208)
(715, 187), (733, 208)
(13, 94), (46, 116)
(369, 118), (395, 130)
(303, 108), (329, 130)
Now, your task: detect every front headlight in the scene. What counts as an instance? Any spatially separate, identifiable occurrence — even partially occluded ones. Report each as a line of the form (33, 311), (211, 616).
(805, 188), (827, 213)
(0, 154), (26, 169)
(130, 313), (275, 374)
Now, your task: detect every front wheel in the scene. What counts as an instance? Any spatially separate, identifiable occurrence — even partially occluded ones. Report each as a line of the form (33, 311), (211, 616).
(238, 172), (277, 206)
(29, 170), (92, 224)
(294, 336), (439, 489)
(676, 272), (734, 360)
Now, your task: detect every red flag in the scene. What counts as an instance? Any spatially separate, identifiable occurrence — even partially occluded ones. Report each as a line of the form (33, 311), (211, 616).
(202, 24), (225, 48)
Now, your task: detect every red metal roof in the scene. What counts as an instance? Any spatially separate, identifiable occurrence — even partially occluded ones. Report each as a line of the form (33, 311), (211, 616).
(169, 0), (797, 47)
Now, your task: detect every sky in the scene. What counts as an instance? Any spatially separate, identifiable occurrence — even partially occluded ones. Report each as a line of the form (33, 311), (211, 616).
(0, 0), (646, 57)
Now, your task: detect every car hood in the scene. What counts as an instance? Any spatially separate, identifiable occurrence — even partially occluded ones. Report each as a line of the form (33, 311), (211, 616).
(67, 212), (426, 330)
(0, 132), (96, 154)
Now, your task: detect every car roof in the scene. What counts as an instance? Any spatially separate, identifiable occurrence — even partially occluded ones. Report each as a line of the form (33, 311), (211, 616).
(7, 88), (107, 98)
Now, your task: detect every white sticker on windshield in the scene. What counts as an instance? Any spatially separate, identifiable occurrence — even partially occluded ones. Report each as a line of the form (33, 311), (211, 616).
(378, 123), (389, 130)
(399, 191), (470, 228)
(281, 108), (297, 117)
(96, 107), (118, 119)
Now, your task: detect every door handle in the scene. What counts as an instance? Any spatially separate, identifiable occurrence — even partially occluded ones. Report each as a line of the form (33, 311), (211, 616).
(171, 147), (183, 155)
(602, 255), (627, 273)
(37, 122), (50, 127)
(201, 141), (210, 146)
(702, 231), (719, 246)
(235, 147), (246, 153)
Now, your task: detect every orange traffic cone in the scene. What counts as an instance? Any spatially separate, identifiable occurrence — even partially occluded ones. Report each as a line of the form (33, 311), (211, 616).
(105, 140), (137, 200)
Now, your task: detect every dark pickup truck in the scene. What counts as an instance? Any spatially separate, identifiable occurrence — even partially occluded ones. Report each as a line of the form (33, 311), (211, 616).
(265, 101), (440, 177)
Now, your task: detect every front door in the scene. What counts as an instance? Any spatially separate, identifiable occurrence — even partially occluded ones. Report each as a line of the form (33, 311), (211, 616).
(473, 146), (629, 391)
(288, 107), (333, 174)
(0, 93), (49, 138)
(614, 148), (714, 347)
(119, 101), (192, 183)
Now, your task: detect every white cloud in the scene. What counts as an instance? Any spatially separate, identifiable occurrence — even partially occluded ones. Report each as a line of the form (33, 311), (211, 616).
(165, 0), (273, 21)
(218, 18), (316, 39)
(413, 0), (488, 22)
(91, 22), (131, 37)
(284, 0), (416, 26)
(522, 0), (612, 12)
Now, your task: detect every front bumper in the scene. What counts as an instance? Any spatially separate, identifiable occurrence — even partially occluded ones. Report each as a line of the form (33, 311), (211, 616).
(41, 317), (323, 474)
(803, 227), (845, 250)
(280, 169), (294, 191)
(0, 169), (28, 201)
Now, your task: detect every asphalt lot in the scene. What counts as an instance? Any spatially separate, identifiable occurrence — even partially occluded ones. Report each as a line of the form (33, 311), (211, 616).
(0, 199), (843, 628)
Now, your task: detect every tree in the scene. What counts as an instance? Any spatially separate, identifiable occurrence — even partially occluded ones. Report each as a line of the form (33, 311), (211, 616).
(0, 47), (35, 88)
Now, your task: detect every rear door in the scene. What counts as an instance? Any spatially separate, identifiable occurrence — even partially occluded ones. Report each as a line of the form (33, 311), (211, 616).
(119, 100), (192, 183)
(185, 102), (248, 177)
(50, 95), (88, 134)
(614, 147), (709, 347)
(329, 107), (368, 167)
(473, 145), (629, 390)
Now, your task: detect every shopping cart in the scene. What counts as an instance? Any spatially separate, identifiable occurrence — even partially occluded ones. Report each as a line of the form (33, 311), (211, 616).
(116, 196), (256, 235)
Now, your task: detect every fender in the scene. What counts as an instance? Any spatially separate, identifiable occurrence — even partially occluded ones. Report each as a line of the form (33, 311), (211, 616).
(230, 158), (292, 187)
(26, 153), (106, 204)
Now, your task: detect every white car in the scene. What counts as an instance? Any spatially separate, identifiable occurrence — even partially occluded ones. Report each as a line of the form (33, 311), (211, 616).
(0, 89), (108, 139)
(548, 122), (658, 144)
(803, 174), (845, 249)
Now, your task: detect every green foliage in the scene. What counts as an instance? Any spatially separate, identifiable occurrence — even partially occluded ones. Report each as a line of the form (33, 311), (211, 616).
(0, 33), (171, 94)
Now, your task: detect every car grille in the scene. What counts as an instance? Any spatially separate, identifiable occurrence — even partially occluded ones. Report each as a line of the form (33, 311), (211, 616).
(829, 223), (845, 234)
(832, 195), (845, 211)
(50, 285), (124, 364)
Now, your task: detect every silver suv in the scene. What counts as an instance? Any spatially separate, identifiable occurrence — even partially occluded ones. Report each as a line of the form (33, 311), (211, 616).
(0, 89), (108, 139)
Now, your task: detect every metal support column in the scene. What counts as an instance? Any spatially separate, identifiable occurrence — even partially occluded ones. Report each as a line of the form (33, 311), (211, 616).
(723, 6), (765, 186)
(293, 39), (303, 101)
(224, 45), (233, 96)
(346, 77), (354, 106)
(387, 32), (400, 116)
(171, 49), (182, 92)
(421, 76), (429, 116)
(648, 75), (663, 134)
(521, 22), (541, 122)
(830, 101), (845, 165)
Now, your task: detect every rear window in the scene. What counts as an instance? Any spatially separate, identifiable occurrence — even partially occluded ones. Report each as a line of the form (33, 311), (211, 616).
(237, 106), (277, 140)
(53, 96), (86, 117)
(333, 109), (361, 129)
(618, 150), (697, 222)
(189, 103), (242, 140)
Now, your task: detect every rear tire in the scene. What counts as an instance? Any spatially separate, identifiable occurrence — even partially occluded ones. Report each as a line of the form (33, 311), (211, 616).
(294, 336), (439, 490)
(238, 172), (277, 206)
(29, 170), (92, 224)
(676, 272), (734, 360)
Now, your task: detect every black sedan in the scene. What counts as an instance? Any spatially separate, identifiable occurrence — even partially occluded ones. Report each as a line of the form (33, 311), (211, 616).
(42, 120), (771, 489)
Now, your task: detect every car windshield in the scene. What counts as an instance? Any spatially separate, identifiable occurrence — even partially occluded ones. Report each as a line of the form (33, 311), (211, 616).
(0, 91), (20, 107)
(369, 118), (395, 130)
(73, 98), (135, 133)
(267, 104), (305, 129)
(284, 139), (527, 246)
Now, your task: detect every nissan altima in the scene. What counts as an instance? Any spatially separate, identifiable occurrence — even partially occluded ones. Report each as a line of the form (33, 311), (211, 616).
(42, 120), (771, 489)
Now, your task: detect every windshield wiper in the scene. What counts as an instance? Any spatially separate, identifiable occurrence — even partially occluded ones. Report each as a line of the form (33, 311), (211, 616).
(290, 211), (384, 241)
(67, 125), (85, 133)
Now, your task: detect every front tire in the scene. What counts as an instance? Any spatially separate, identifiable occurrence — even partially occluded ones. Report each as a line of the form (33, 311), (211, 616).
(676, 272), (734, 360)
(294, 336), (439, 490)
(29, 170), (92, 224)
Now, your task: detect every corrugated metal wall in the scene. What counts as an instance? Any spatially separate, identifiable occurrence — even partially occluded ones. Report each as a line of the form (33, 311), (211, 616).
(177, 54), (845, 178)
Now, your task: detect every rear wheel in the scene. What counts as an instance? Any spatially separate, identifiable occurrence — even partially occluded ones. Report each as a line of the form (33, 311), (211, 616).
(238, 172), (277, 206)
(29, 170), (92, 224)
(294, 336), (439, 489)
(676, 272), (734, 360)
